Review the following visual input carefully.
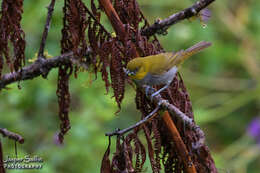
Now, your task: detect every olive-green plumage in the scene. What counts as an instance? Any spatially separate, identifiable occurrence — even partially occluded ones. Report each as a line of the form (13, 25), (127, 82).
(126, 41), (211, 97)
(126, 41), (211, 82)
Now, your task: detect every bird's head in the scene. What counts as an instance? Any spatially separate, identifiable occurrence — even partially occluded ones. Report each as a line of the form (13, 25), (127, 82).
(124, 58), (146, 80)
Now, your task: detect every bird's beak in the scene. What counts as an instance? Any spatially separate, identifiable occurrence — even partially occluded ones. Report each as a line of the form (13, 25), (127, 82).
(123, 67), (129, 76)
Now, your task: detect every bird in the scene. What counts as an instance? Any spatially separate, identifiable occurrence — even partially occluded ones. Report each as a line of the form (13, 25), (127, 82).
(124, 41), (212, 98)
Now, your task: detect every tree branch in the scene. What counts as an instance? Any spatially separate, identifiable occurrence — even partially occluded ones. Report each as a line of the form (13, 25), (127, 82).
(0, 128), (24, 144)
(0, 50), (91, 90)
(141, 0), (215, 37)
(38, 0), (56, 59)
(143, 86), (205, 149)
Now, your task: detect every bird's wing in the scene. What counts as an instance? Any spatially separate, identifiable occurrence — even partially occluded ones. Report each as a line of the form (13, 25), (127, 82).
(169, 41), (212, 67)
(146, 53), (175, 75)
(145, 41), (211, 76)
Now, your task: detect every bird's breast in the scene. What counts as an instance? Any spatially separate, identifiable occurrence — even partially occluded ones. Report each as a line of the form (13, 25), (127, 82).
(134, 66), (178, 86)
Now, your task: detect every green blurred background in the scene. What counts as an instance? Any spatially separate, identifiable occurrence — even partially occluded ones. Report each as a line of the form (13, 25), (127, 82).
(1, 0), (260, 172)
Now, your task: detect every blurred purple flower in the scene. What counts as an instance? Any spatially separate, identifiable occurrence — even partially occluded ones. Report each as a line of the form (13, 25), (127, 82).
(53, 132), (64, 147)
(247, 117), (260, 143)
(199, 8), (211, 23)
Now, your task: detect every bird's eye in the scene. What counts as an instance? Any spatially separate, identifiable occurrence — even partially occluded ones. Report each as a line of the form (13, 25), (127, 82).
(129, 72), (135, 76)
(129, 68), (139, 76)
(123, 67), (139, 76)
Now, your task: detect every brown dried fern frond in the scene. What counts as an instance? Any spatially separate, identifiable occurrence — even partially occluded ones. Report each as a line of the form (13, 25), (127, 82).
(0, 0), (25, 77)
(57, 0), (89, 143)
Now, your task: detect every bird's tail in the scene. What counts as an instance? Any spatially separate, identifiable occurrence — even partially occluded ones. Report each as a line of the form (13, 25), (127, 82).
(171, 41), (212, 66)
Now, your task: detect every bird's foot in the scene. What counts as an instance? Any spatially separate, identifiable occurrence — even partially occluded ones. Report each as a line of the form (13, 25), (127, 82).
(144, 86), (163, 102)
(145, 86), (156, 98)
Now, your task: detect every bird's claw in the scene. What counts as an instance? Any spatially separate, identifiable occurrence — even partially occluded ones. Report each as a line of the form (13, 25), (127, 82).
(145, 86), (156, 97)
(145, 87), (150, 97)
(144, 86), (163, 102)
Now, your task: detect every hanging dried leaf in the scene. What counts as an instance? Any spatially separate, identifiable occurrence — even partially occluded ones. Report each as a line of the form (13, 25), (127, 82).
(56, 64), (72, 143)
(57, 0), (89, 143)
(110, 41), (125, 110)
(0, 0), (25, 78)
(101, 137), (112, 173)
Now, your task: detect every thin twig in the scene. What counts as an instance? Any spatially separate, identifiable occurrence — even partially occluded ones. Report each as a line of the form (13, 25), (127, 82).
(141, 0), (215, 37)
(105, 105), (160, 136)
(38, 0), (56, 59)
(0, 128), (24, 144)
(0, 49), (91, 90)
